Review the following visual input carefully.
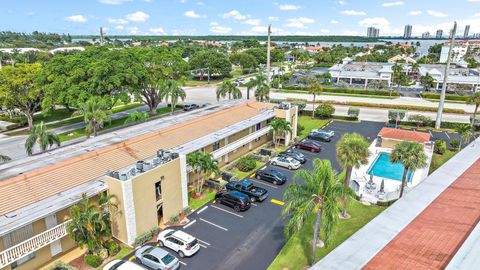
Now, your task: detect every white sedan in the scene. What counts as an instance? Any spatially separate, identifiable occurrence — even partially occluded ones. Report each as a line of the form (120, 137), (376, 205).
(270, 156), (301, 170)
(103, 260), (146, 270)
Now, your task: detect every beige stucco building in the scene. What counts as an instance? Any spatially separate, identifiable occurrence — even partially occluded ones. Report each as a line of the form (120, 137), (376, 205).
(0, 100), (298, 270)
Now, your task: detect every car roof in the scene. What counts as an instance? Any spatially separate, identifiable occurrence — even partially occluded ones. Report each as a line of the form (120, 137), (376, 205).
(172, 230), (195, 242)
(230, 191), (249, 198)
(238, 180), (252, 187)
(104, 260), (146, 270)
(139, 246), (169, 258)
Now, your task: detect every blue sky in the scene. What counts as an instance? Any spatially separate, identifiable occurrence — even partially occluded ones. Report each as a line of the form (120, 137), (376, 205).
(1, 0), (479, 36)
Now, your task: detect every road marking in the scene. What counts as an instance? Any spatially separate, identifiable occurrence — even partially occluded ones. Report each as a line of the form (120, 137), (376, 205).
(128, 256), (135, 261)
(197, 238), (211, 246)
(271, 199), (285, 206)
(199, 244), (208, 248)
(249, 179), (278, 189)
(156, 243), (160, 247)
(211, 205), (244, 218)
(183, 219), (196, 229)
(445, 132), (451, 140)
(251, 203), (258, 206)
(199, 218), (228, 231)
(197, 206), (208, 214)
(179, 261), (187, 266)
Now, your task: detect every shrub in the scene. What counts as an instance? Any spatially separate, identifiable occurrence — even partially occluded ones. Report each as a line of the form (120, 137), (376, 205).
(84, 254), (102, 268)
(408, 114), (431, 127)
(106, 240), (120, 256)
(297, 124), (305, 136)
(450, 139), (460, 150)
(182, 207), (191, 215)
(377, 199), (398, 207)
(282, 86), (400, 97)
(420, 93), (469, 101)
(235, 155), (257, 172)
(290, 100), (307, 111)
(388, 110), (406, 121)
(347, 107), (360, 119)
(221, 171), (238, 182)
(169, 215), (179, 223)
(150, 227), (159, 236)
(134, 231), (153, 246)
(434, 140), (447, 155)
(46, 261), (78, 270)
(315, 103), (335, 118)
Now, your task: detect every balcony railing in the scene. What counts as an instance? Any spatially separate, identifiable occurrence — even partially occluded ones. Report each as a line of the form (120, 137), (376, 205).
(0, 220), (71, 268)
(211, 126), (272, 159)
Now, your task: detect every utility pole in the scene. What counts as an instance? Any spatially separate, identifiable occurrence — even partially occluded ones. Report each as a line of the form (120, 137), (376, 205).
(100, 27), (105, 46)
(435, 21), (456, 129)
(267, 24), (272, 85)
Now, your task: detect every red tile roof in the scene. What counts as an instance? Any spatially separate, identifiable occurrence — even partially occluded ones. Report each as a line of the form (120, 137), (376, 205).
(363, 158), (480, 270)
(379, 128), (431, 143)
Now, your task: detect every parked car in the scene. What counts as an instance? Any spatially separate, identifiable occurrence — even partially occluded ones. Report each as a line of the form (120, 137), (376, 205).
(225, 179), (269, 202)
(214, 191), (251, 211)
(183, 104), (199, 111)
(135, 246), (180, 270)
(278, 150), (306, 164)
(270, 156), (301, 170)
(312, 129), (335, 137)
(308, 131), (333, 142)
(295, 140), (321, 152)
(255, 169), (287, 185)
(103, 260), (146, 270)
(157, 229), (200, 258)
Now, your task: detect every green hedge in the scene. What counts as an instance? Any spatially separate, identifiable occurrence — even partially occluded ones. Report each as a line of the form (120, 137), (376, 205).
(377, 199), (398, 207)
(391, 120), (480, 131)
(420, 93), (470, 101)
(235, 155), (257, 172)
(282, 86), (400, 97)
(344, 102), (465, 114)
(84, 254), (102, 268)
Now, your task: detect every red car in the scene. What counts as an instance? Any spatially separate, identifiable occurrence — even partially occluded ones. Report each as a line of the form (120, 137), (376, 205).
(295, 140), (321, 152)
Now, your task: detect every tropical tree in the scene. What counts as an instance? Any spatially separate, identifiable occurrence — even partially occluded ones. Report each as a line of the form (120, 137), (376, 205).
(419, 74), (435, 90)
(390, 141), (427, 198)
(410, 62), (420, 75)
(25, 122), (60, 156)
(455, 124), (473, 151)
(392, 63), (404, 86)
(199, 154), (220, 194)
(466, 92), (480, 128)
(216, 79), (242, 101)
(308, 82), (324, 118)
(244, 79), (256, 100)
(0, 154), (11, 163)
(187, 151), (203, 197)
(67, 193), (116, 254)
(162, 79), (186, 113)
(73, 97), (111, 137)
(187, 151), (220, 195)
(282, 159), (350, 265)
(124, 111), (149, 125)
(336, 133), (370, 218)
(270, 118), (292, 148)
(255, 84), (270, 102)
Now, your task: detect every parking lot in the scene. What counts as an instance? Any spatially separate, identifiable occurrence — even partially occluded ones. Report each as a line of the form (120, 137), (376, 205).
(123, 120), (469, 270)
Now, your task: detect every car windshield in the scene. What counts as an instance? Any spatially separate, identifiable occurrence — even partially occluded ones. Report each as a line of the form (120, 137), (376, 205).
(244, 183), (253, 190)
(270, 171), (283, 178)
(161, 254), (176, 265)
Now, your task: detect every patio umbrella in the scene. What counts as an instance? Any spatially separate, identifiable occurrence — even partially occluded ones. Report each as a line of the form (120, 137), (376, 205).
(379, 179), (385, 193)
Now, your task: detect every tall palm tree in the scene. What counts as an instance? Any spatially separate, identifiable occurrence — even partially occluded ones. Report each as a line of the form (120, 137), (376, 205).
(336, 133), (370, 218)
(410, 62), (420, 75)
(390, 141), (427, 198)
(25, 121), (60, 156)
(270, 117), (292, 148)
(308, 82), (324, 118)
(216, 79), (242, 101)
(187, 151), (203, 196)
(73, 97), (111, 137)
(392, 63), (404, 86)
(282, 159), (350, 265)
(245, 80), (256, 100)
(163, 79), (186, 114)
(0, 154), (11, 163)
(466, 92), (480, 128)
(455, 124), (473, 151)
(419, 74), (435, 91)
(199, 153), (220, 194)
(255, 84), (270, 102)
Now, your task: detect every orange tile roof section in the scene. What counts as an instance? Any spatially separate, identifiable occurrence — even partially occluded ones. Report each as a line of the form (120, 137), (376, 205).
(0, 101), (274, 215)
(363, 158), (480, 270)
(378, 127), (431, 143)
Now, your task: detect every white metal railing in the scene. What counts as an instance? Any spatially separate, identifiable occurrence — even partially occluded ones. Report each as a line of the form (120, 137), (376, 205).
(0, 220), (71, 268)
(211, 127), (272, 159)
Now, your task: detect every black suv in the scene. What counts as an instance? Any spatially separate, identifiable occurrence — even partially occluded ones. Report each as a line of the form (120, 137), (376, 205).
(255, 169), (287, 185)
(214, 191), (251, 212)
(279, 150), (306, 164)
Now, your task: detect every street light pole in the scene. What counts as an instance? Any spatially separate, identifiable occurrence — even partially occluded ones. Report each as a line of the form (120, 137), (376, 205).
(267, 24), (272, 85)
(435, 21), (457, 129)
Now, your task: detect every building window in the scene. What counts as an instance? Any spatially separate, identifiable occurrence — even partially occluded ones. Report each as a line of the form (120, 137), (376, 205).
(213, 141), (221, 151)
(267, 118), (272, 125)
(256, 123), (262, 131)
(155, 181), (162, 201)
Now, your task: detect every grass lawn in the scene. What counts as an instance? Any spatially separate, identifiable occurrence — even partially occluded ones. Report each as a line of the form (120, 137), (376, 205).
(268, 199), (384, 270)
(297, 116), (331, 138)
(189, 189), (217, 210)
(185, 79), (222, 87)
(429, 149), (457, 174)
(230, 161), (266, 180)
(274, 89), (398, 100)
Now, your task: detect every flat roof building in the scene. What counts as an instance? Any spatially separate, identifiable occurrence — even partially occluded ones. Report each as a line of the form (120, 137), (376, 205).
(403, 25), (412, 39)
(367, 27), (380, 38)
(436, 29), (443, 39)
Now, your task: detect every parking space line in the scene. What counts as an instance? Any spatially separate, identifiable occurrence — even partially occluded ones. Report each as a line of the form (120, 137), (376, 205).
(211, 205), (244, 218)
(271, 199), (285, 206)
(199, 218), (228, 231)
(199, 244), (208, 248)
(197, 238), (211, 246)
(445, 132), (451, 140)
(251, 203), (258, 206)
(197, 206), (208, 214)
(183, 219), (196, 229)
(249, 179), (278, 189)
(179, 261), (187, 266)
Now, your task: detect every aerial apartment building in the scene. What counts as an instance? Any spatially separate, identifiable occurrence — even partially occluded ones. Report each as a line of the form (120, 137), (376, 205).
(367, 27), (380, 38)
(403, 25), (412, 39)
(0, 100), (298, 270)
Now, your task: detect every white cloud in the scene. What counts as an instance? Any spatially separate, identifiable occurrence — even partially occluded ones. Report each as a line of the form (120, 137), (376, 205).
(210, 23), (232, 34)
(115, 25), (124, 30)
(336, 1), (347, 5)
(295, 17), (315, 24)
(268, 16), (280, 21)
(196, 1), (204, 5)
(426, 10), (448, 17)
(127, 26), (140, 34)
(286, 21), (305, 28)
(340, 10), (366, 16)
(475, 12), (480, 17)
(99, 0), (131, 5)
(223, 10), (246, 20)
(382, 1), (404, 7)
(331, 20), (339, 24)
(358, 17), (390, 27)
(184, 10), (205, 18)
(108, 18), (129, 25)
(409, 10), (423, 16)
(320, 29), (330, 33)
(150, 27), (165, 34)
(285, 17), (315, 29)
(250, 25), (269, 33)
(245, 19), (261, 26)
(126, 11), (150, 22)
(144, 0), (152, 2)
(65, 15), (87, 23)
(277, 4), (301, 11)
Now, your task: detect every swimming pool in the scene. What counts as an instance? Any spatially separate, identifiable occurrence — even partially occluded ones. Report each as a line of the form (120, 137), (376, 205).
(367, 152), (413, 182)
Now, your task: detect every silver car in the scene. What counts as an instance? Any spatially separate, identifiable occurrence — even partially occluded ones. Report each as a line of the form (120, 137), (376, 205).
(135, 245), (180, 270)
(270, 156), (301, 170)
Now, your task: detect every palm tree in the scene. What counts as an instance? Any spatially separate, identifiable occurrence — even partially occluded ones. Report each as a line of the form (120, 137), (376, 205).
(25, 121), (60, 156)
(199, 154), (220, 194)
(245, 80), (256, 100)
(410, 62), (420, 75)
(163, 79), (186, 114)
(255, 84), (270, 102)
(419, 74), (435, 91)
(0, 154), (11, 163)
(392, 63), (404, 86)
(216, 79), (242, 101)
(308, 82), (324, 118)
(270, 118), (292, 148)
(187, 151), (203, 196)
(336, 133), (370, 218)
(466, 92), (480, 128)
(73, 97), (111, 137)
(124, 111), (149, 125)
(390, 141), (427, 198)
(282, 159), (350, 265)
(455, 124), (473, 151)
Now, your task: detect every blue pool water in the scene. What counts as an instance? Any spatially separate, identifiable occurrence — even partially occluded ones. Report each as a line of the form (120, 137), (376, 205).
(367, 152), (413, 182)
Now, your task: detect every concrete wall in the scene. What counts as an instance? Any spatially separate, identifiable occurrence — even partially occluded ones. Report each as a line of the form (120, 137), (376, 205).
(380, 138), (402, 149)
(105, 175), (129, 245)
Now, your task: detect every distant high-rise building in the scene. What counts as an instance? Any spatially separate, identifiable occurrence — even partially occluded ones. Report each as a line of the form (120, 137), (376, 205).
(422, 32), (430, 39)
(436, 29), (443, 39)
(367, 27), (380, 38)
(404, 25), (412, 39)
(464, 25), (470, 38)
